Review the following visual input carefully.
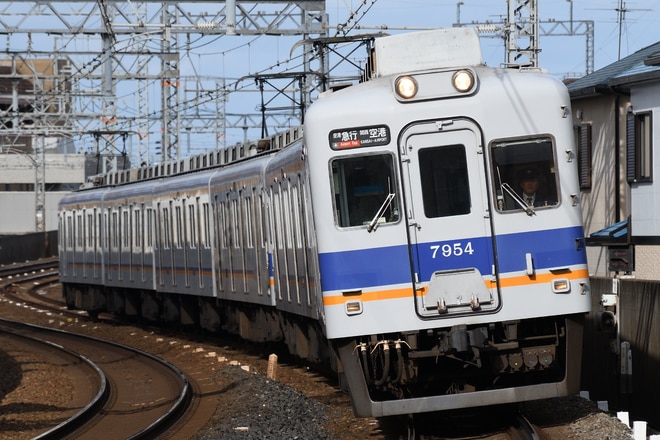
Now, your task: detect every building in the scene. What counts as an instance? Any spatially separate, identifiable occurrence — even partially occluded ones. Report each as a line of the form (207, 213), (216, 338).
(568, 42), (660, 280)
(0, 57), (126, 234)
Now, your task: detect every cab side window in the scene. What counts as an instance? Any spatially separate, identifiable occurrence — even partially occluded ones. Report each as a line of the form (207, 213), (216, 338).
(332, 154), (400, 228)
(491, 137), (559, 212)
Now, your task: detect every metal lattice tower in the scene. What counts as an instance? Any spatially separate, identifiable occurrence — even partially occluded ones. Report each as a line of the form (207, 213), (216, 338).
(456, 0), (594, 75)
(0, 1), (328, 166)
(505, 0), (539, 68)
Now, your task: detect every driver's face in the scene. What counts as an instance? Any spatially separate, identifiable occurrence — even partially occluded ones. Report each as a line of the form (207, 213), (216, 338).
(520, 178), (539, 195)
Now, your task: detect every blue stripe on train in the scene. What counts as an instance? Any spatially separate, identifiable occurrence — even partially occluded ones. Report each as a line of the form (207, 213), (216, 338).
(495, 226), (587, 272)
(318, 226), (587, 291)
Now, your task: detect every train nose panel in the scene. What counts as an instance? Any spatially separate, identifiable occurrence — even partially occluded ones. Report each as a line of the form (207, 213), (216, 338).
(419, 267), (493, 317)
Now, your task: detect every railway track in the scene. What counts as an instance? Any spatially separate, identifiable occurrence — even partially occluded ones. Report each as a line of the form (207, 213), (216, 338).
(0, 260), (211, 439)
(0, 259), (633, 439)
(398, 404), (543, 440)
(0, 319), (106, 438)
(0, 318), (191, 439)
(0, 257), (59, 278)
(2, 267), (88, 321)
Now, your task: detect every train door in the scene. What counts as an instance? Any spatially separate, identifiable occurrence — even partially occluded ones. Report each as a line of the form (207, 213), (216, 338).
(399, 119), (500, 318)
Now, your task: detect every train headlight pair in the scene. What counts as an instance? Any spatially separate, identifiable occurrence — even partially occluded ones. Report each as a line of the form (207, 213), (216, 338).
(394, 69), (475, 100)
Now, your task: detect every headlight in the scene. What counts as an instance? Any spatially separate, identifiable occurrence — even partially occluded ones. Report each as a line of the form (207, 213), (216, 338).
(395, 76), (418, 99)
(452, 70), (474, 92)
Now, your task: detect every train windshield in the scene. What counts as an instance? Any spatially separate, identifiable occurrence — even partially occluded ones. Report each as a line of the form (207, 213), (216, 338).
(490, 137), (559, 213)
(418, 144), (471, 217)
(331, 153), (400, 228)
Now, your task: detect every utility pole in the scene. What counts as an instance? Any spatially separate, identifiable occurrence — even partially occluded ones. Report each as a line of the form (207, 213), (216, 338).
(614, 0), (650, 60)
(33, 136), (45, 232)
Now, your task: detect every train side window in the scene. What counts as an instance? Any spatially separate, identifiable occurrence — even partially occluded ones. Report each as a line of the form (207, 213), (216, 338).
(331, 153), (400, 228)
(232, 198), (241, 249)
(291, 183), (303, 249)
(87, 212), (94, 250)
(490, 137), (559, 212)
(104, 209), (110, 250)
(202, 202), (211, 249)
(94, 210), (100, 252)
(186, 202), (192, 249)
(163, 207), (171, 249)
(67, 215), (73, 250)
(175, 205), (183, 249)
(76, 213), (83, 249)
(134, 206), (142, 250)
(112, 210), (119, 250)
(83, 210), (89, 250)
(123, 208), (130, 250)
(188, 201), (199, 249)
(243, 192), (254, 248)
(146, 208), (153, 250)
(418, 145), (471, 218)
(216, 199), (227, 250)
(281, 185), (293, 249)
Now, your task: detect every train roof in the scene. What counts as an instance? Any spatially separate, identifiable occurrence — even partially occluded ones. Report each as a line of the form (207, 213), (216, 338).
(79, 126), (303, 190)
(372, 28), (482, 78)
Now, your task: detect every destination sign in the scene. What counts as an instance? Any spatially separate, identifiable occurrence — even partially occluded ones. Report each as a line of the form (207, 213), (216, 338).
(329, 125), (390, 150)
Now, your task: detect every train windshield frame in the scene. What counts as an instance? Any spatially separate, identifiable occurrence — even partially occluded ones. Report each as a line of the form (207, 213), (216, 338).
(490, 136), (560, 213)
(331, 153), (400, 228)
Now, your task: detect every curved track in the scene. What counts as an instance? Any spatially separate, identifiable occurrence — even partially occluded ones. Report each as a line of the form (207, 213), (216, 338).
(1, 260), (581, 439)
(0, 319), (107, 438)
(0, 319), (108, 439)
(0, 318), (191, 439)
(0, 261), (192, 439)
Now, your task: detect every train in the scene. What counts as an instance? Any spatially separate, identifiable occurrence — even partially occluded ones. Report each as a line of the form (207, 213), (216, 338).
(59, 28), (591, 418)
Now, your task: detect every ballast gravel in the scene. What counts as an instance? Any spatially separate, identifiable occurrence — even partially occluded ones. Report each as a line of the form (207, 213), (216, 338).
(193, 366), (328, 440)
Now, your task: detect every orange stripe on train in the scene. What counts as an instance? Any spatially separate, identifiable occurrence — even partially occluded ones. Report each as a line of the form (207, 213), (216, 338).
(322, 269), (589, 306)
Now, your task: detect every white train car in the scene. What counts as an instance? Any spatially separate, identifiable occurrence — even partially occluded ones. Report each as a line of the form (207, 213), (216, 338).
(59, 28), (590, 418)
(303, 28), (591, 417)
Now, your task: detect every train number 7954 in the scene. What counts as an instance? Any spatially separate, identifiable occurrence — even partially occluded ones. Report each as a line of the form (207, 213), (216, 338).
(430, 242), (475, 258)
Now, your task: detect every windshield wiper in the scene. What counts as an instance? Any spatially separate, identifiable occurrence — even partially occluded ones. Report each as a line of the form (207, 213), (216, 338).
(501, 183), (535, 216)
(367, 193), (395, 233)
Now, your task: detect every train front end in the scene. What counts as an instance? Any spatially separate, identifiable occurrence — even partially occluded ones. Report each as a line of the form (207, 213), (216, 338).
(304, 29), (591, 417)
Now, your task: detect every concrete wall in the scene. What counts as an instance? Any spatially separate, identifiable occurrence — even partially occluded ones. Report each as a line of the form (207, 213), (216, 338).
(0, 192), (70, 234)
(0, 153), (92, 234)
(0, 153), (87, 184)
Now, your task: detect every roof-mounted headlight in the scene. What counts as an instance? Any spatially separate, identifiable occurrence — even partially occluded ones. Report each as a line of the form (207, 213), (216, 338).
(395, 75), (418, 99)
(452, 70), (474, 93)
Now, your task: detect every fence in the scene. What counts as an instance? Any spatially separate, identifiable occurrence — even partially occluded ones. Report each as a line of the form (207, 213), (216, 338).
(0, 231), (57, 265)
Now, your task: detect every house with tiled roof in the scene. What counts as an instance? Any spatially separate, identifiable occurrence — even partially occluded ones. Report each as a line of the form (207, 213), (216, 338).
(568, 42), (660, 280)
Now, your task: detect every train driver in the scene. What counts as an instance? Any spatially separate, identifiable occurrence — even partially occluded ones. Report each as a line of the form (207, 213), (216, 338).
(517, 167), (554, 208)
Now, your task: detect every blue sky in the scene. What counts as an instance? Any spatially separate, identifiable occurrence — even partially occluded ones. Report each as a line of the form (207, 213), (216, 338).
(328, 0), (660, 77)
(182, 0), (660, 149)
(12, 0), (659, 154)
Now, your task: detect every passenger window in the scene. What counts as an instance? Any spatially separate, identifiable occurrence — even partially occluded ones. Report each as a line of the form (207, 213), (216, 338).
(332, 154), (400, 228)
(418, 144), (471, 218)
(491, 137), (559, 212)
